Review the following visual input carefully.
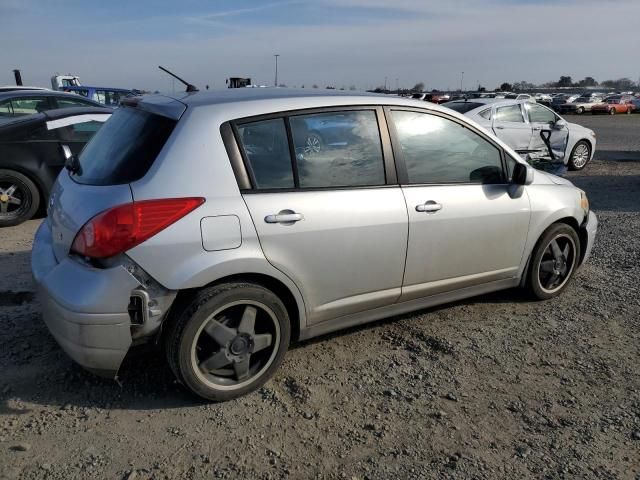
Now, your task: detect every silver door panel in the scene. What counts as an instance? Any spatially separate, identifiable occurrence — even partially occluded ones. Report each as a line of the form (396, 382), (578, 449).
(400, 184), (530, 301)
(243, 188), (408, 324)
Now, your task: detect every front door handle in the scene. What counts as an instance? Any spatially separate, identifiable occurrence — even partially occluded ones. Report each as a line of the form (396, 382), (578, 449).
(495, 125), (505, 130)
(264, 211), (303, 224)
(415, 201), (442, 213)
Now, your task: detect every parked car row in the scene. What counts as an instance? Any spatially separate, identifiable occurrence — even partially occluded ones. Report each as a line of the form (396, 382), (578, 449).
(552, 93), (637, 115)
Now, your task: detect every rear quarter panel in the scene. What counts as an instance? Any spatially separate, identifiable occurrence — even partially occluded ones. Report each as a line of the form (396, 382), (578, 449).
(126, 105), (308, 324)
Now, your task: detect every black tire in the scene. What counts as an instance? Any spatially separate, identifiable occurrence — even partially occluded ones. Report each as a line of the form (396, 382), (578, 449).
(165, 282), (290, 401)
(0, 169), (40, 228)
(576, 107), (584, 114)
(525, 223), (581, 300)
(626, 108), (632, 115)
(609, 108), (615, 115)
(568, 140), (592, 171)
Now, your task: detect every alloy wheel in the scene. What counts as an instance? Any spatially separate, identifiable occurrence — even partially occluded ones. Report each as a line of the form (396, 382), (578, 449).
(191, 300), (280, 391)
(537, 234), (576, 294)
(0, 180), (29, 220)
(303, 134), (322, 154)
(571, 143), (590, 169)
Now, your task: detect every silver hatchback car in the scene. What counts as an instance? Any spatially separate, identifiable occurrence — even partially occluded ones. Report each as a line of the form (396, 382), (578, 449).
(32, 89), (597, 401)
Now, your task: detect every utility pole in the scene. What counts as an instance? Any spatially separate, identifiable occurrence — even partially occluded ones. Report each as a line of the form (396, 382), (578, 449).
(460, 71), (464, 92)
(384, 76), (387, 91)
(274, 54), (280, 87)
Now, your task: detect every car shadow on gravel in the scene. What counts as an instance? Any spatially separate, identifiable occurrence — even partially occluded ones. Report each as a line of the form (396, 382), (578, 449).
(1, 287), (536, 413)
(295, 287), (534, 349)
(593, 150), (640, 162)
(0, 345), (206, 414)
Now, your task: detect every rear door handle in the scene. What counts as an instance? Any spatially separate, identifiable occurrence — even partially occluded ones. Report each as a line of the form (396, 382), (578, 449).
(532, 126), (542, 131)
(415, 201), (442, 213)
(264, 212), (303, 224)
(495, 125), (505, 130)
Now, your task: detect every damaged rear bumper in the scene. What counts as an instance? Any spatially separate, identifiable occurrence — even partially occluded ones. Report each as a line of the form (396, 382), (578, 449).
(31, 221), (140, 378)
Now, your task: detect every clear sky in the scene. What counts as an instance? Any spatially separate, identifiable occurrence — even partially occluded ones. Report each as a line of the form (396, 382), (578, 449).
(1, 0), (638, 92)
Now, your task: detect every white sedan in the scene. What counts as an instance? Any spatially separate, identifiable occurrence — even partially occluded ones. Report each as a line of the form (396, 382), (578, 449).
(443, 99), (597, 171)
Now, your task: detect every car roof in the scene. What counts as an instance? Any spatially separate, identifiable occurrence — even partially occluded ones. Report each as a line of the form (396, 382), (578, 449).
(168, 88), (462, 109)
(137, 88), (465, 120)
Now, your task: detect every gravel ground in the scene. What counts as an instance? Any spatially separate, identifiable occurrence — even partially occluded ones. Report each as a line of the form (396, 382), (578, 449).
(0, 116), (639, 480)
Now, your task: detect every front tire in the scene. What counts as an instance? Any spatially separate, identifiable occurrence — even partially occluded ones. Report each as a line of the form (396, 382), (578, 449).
(165, 282), (290, 401)
(568, 140), (591, 171)
(0, 169), (40, 228)
(609, 108), (616, 115)
(576, 107), (584, 114)
(526, 223), (580, 300)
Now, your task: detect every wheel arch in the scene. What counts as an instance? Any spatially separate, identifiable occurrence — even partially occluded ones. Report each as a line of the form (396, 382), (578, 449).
(169, 272), (303, 343)
(519, 216), (582, 287)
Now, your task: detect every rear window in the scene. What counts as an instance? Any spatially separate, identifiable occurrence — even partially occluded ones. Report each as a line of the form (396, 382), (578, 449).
(73, 107), (176, 185)
(444, 102), (485, 114)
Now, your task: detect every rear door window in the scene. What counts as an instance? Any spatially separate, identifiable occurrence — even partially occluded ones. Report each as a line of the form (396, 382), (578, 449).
(74, 107), (176, 185)
(495, 105), (524, 123)
(289, 110), (385, 188)
(527, 104), (557, 124)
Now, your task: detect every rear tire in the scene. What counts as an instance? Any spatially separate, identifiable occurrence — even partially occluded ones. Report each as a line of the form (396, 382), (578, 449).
(0, 169), (40, 228)
(165, 282), (290, 401)
(525, 223), (580, 300)
(626, 108), (632, 115)
(576, 107), (584, 114)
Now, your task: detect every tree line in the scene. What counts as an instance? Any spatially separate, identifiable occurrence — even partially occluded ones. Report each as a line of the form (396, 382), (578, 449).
(498, 76), (637, 92)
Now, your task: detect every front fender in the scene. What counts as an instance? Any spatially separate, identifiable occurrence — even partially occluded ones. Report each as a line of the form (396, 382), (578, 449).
(517, 184), (584, 279)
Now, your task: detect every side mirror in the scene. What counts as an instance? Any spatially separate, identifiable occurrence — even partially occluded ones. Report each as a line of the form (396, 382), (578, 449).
(553, 118), (567, 130)
(512, 162), (533, 186)
(61, 144), (80, 174)
(61, 144), (73, 161)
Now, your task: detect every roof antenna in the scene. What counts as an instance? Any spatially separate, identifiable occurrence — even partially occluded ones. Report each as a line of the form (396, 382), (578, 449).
(158, 66), (199, 92)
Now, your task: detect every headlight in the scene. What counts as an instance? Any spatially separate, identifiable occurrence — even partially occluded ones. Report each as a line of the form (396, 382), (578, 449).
(579, 190), (589, 217)
(590, 131), (596, 138)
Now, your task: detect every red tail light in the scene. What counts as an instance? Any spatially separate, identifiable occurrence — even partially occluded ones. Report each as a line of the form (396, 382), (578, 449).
(71, 197), (204, 259)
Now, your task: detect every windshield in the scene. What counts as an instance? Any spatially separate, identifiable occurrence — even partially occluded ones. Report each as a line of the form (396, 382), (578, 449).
(505, 94), (518, 99)
(443, 102), (485, 113)
(74, 107), (176, 185)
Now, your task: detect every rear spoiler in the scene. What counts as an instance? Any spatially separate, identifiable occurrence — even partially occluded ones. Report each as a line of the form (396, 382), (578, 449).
(120, 94), (187, 120)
